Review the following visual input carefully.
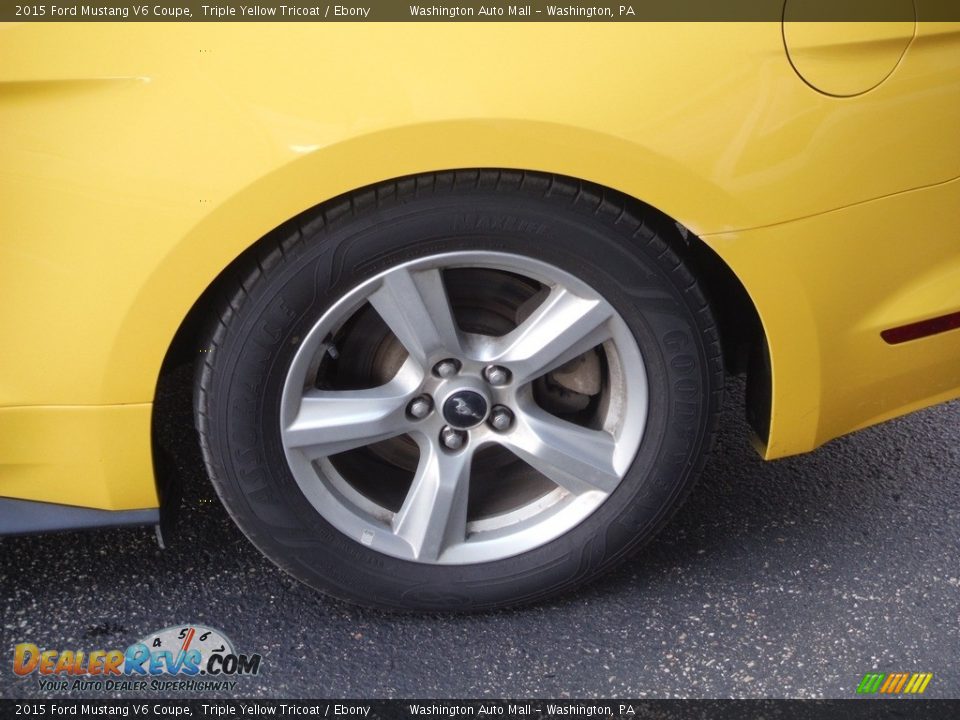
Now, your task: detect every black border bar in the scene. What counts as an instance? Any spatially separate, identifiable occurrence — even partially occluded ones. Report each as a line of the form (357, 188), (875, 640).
(4, 0), (959, 22)
(3, 699), (960, 718)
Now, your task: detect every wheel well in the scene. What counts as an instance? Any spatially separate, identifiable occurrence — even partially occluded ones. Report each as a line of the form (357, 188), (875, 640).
(151, 169), (771, 537)
(677, 225), (771, 444)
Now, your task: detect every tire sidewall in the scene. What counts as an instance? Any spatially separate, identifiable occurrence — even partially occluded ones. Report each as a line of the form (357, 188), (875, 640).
(205, 189), (717, 610)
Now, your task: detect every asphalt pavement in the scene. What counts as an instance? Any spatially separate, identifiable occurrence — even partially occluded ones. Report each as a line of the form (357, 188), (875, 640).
(2, 374), (958, 699)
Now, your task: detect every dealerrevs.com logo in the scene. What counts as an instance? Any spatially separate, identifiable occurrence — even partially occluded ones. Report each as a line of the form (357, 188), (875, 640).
(13, 625), (262, 693)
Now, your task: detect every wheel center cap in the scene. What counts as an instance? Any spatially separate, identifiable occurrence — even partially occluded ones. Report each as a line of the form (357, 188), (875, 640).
(442, 390), (488, 429)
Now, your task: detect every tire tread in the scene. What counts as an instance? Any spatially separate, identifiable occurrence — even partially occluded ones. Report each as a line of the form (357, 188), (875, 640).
(194, 170), (724, 612)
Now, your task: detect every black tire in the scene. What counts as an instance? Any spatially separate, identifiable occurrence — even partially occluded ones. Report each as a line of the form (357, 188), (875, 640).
(195, 170), (723, 612)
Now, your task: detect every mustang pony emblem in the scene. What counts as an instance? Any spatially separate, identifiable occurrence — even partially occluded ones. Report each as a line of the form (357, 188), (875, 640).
(451, 397), (483, 420)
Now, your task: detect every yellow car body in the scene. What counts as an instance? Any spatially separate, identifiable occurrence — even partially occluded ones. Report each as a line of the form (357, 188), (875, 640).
(1, 19), (959, 520)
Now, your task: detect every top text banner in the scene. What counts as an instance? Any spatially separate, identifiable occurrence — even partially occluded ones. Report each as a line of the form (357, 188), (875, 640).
(3, 0), (955, 22)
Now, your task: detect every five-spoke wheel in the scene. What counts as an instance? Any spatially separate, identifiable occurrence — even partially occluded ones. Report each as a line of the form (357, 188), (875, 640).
(196, 171), (721, 610)
(280, 252), (647, 564)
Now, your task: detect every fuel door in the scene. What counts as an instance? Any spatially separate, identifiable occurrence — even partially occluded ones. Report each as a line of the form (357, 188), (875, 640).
(783, 0), (916, 96)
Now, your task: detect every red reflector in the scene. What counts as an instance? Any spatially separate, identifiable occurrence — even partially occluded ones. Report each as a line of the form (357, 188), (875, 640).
(881, 311), (960, 345)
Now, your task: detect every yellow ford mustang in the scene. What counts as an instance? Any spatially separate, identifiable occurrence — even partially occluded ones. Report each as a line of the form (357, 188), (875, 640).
(1, 17), (958, 610)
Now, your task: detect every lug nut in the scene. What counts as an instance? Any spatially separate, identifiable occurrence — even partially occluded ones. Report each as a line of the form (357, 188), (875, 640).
(440, 426), (467, 451)
(484, 365), (511, 386)
(489, 405), (514, 432)
(433, 359), (461, 378)
(407, 395), (433, 420)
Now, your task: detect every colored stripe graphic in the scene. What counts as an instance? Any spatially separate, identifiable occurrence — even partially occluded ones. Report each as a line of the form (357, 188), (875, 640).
(857, 672), (932, 694)
(879, 674), (897, 693)
(892, 673), (909, 693)
(857, 673), (885, 694)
